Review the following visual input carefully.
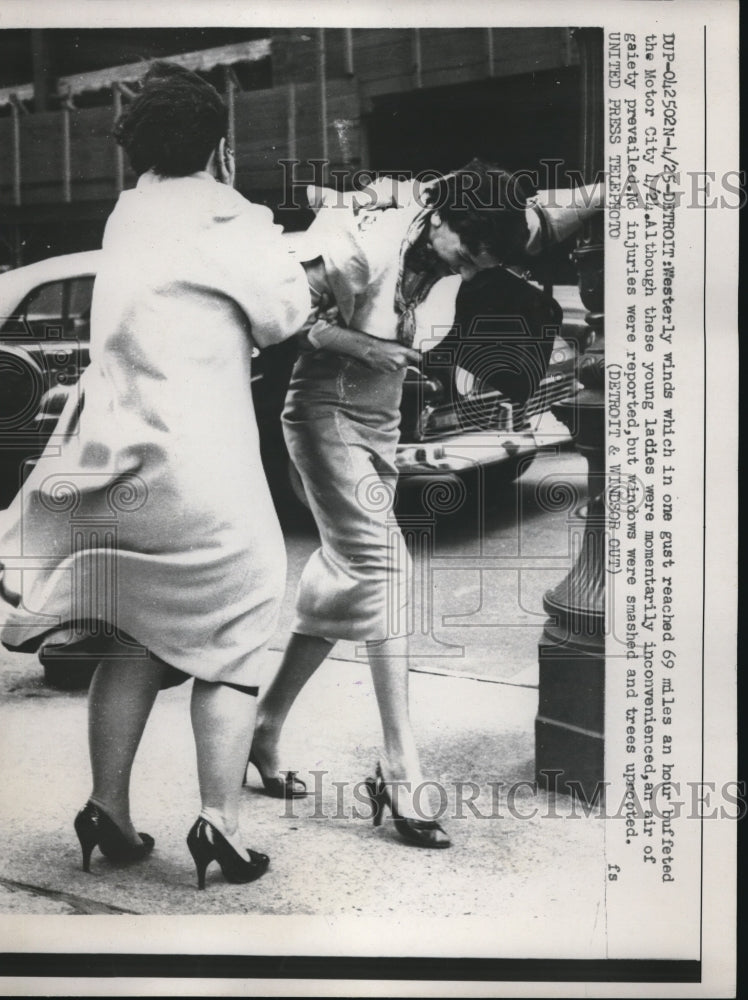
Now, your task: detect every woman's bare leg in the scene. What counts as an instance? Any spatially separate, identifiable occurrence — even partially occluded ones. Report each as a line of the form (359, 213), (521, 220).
(367, 634), (438, 820)
(252, 632), (334, 778)
(191, 679), (259, 853)
(88, 654), (165, 844)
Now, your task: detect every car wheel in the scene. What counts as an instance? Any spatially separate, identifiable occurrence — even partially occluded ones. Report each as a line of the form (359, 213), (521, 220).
(39, 640), (97, 690)
(0, 345), (46, 427)
(479, 453), (536, 502)
(394, 471), (470, 522)
(41, 658), (96, 691)
(395, 454), (536, 521)
(0, 346), (47, 508)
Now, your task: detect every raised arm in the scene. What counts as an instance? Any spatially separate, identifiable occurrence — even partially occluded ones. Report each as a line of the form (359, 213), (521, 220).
(525, 182), (605, 255)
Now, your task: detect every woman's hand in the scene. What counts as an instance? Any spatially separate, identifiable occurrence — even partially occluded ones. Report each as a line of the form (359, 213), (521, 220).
(306, 319), (420, 371)
(358, 338), (421, 372)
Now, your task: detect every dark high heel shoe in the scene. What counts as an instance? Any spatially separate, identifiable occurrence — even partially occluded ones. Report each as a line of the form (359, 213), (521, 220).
(74, 802), (155, 873)
(186, 817), (269, 890)
(364, 763), (451, 849)
(244, 748), (307, 799)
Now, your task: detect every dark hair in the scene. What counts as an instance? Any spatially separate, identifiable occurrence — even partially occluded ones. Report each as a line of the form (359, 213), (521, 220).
(425, 159), (535, 263)
(113, 61), (228, 177)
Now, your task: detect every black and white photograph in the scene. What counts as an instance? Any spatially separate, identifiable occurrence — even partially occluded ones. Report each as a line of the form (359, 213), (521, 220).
(0, 2), (738, 996)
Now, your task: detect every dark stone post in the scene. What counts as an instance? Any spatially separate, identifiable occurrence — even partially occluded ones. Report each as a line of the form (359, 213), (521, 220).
(535, 28), (607, 801)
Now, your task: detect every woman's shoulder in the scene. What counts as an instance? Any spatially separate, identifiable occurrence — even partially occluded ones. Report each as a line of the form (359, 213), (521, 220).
(104, 174), (278, 248)
(209, 182), (275, 228)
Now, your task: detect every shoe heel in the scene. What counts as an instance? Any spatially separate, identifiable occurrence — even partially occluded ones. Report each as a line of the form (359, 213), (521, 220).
(194, 856), (209, 890)
(187, 817), (268, 889)
(74, 809), (98, 873)
(366, 765), (451, 849)
(80, 840), (95, 873)
(247, 749), (308, 799)
(187, 821), (212, 890)
(364, 777), (385, 827)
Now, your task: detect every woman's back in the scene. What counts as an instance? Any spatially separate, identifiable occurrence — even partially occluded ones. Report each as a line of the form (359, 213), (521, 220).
(80, 172), (309, 494)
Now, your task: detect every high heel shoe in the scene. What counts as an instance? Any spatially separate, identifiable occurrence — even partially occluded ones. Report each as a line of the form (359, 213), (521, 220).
(244, 748), (308, 799)
(364, 763), (451, 849)
(74, 802), (155, 873)
(186, 817), (269, 890)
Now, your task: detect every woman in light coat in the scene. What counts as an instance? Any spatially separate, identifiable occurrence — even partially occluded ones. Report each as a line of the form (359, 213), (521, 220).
(0, 64), (311, 888)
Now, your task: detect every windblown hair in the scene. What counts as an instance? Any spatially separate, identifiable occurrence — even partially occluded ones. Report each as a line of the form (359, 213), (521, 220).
(113, 61), (228, 178)
(425, 158), (535, 264)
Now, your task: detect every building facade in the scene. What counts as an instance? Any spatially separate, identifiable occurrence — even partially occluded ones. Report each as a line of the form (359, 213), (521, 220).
(0, 27), (582, 266)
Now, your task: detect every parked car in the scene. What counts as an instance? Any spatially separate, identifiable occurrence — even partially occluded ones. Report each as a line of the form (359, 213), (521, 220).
(0, 249), (581, 515)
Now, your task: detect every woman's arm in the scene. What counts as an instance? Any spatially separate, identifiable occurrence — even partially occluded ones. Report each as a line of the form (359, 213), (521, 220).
(225, 202), (313, 348)
(306, 318), (420, 372)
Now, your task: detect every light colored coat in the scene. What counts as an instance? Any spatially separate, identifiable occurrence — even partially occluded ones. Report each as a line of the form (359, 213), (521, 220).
(0, 171), (310, 684)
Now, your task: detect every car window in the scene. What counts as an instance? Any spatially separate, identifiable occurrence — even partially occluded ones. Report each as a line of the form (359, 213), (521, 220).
(2, 276), (95, 341)
(25, 280), (64, 317)
(65, 276), (94, 340)
(19, 280), (65, 338)
(68, 276), (94, 317)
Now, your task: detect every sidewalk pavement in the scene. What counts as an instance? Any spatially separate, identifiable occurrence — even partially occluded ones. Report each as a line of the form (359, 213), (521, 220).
(0, 647), (606, 957)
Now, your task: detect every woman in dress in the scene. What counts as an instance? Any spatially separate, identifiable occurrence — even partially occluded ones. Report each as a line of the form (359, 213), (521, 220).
(247, 162), (538, 848)
(0, 64), (311, 889)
